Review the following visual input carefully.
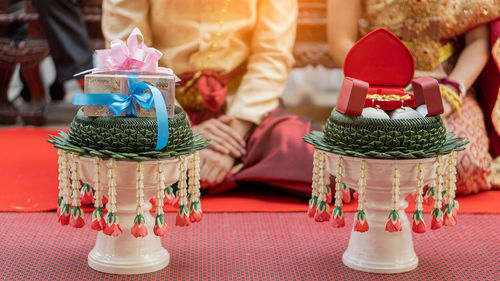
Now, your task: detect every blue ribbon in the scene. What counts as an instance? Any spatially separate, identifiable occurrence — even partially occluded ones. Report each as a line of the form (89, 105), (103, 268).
(73, 75), (169, 151)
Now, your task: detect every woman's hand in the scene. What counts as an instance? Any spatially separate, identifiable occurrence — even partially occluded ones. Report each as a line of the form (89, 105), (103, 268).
(193, 115), (246, 158)
(199, 149), (236, 186)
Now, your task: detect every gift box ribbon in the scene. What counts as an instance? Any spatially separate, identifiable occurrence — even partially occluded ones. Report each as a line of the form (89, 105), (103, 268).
(72, 75), (169, 151)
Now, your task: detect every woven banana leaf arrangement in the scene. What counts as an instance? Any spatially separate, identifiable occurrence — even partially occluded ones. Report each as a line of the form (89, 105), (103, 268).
(48, 106), (209, 160)
(304, 108), (468, 159)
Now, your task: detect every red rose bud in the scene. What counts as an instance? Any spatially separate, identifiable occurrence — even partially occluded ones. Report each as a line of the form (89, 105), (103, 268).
(131, 223), (148, 238)
(342, 183), (351, 203)
(385, 211), (402, 232)
(70, 215), (85, 228)
(385, 219), (402, 232)
(80, 184), (94, 205)
(330, 207), (345, 228)
(91, 218), (105, 231)
(423, 186), (435, 206)
(325, 185), (332, 204)
(91, 208), (105, 231)
(175, 205), (190, 227)
(103, 223), (123, 236)
(443, 204), (457, 226)
(314, 201), (330, 222)
(412, 211), (426, 233)
(153, 223), (170, 237)
(353, 211), (369, 232)
(307, 196), (317, 218)
(69, 207), (85, 228)
(412, 219), (426, 233)
(58, 204), (70, 226)
(189, 200), (203, 222)
(431, 208), (443, 230)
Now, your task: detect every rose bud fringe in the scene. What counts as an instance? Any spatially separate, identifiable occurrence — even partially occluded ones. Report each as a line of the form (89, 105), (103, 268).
(331, 156), (345, 228)
(69, 154), (85, 228)
(188, 151), (203, 223)
(354, 160), (368, 232)
(308, 150), (321, 218)
(314, 152), (330, 222)
(91, 157), (105, 231)
(80, 183), (94, 205)
(154, 160), (169, 236)
(131, 162), (148, 238)
(175, 157), (190, 227)
(412, 163), (426, 233)
(104, 159), (122, 236)
(443, 152), (458, 226)
(58, 150), (71, 226)
(431, 155), (444, 230)
(385, 168), (402, 232)
(56, 149), (65, 217)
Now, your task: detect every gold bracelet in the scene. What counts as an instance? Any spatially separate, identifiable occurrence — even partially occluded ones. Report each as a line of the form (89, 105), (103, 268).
(439, 84), (462, 112)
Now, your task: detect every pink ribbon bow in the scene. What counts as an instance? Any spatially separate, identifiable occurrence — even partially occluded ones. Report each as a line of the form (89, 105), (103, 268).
(87, 28), (177, 79)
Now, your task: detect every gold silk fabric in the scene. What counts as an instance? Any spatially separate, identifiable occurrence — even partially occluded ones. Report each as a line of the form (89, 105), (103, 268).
(102, 0), (297, 124)
(360, 0), (500, 71)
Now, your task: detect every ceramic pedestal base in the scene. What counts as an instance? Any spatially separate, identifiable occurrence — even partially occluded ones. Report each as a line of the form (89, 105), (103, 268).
(325, 153), (441, 274)
(79, 157), (181, 274)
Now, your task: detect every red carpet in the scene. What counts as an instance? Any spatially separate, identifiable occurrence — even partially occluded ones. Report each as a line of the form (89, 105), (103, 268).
(1, 127), (500, 214)
(0, 212), (498, 280)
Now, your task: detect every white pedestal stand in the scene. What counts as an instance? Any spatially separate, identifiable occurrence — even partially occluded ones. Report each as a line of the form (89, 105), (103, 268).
(324, 153), (442, 273)
(79, 157), (181, 274)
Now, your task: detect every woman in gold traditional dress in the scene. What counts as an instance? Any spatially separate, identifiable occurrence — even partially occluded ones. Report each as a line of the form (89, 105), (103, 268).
(327, 0), (500, 194)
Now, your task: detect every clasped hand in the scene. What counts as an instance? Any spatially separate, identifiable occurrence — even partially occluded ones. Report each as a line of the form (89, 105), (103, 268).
(193, 115), (247, 186)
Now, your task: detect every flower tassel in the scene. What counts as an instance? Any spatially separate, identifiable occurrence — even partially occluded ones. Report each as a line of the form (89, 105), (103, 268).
(353, 160), (369, 232)
(385, 168), (402, 232)
(131, 162), (148, 238)
(58, 150), (71, 226)
(103, 158), (122, 236)
(69, 154), (85, 228)
(431, 155), (444, 230)
(188, 152), (203, 223)
(56, 149), (65, 217)
(308, 150), (321, 218)
(443, 152), (458, 226)
(175, 157), (190, 227)
(154, 160), (170, 236)
(91, 157), (105, 231)
(412, 163), (427, 233)
(314, 152), (330, 222)
(330, 156), (345, 228)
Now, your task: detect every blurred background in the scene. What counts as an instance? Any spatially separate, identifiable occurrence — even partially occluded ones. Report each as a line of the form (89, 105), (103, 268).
(1, 0), (342, 128)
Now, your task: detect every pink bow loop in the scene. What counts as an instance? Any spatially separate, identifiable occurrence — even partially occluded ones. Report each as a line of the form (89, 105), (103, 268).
(93, 28), (168, 74)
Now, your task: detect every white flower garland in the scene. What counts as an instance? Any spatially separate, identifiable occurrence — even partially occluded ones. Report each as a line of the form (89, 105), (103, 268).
(107, 158), (117, 215)
(136, 162), (145, 217)
(415, 163), (424, 212)
(334, 157), (344, 208)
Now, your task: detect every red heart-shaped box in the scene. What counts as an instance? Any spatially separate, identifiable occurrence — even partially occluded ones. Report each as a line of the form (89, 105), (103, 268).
(338, 28), (417, 113)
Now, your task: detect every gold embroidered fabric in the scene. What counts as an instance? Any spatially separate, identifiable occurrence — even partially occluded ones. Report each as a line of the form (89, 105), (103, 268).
(102, 0), (297, 124)
(361, 0), (500, 71)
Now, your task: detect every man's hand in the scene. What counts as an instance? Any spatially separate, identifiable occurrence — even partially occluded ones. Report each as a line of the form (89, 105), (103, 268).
(193, 115), (246, 158)
(199, 149), (235, 186)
